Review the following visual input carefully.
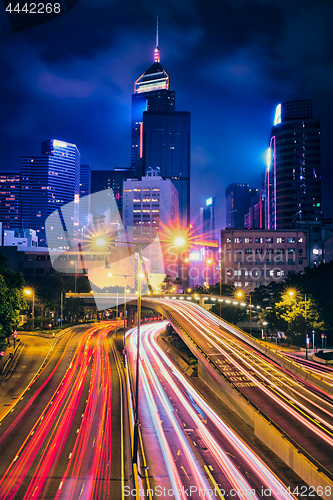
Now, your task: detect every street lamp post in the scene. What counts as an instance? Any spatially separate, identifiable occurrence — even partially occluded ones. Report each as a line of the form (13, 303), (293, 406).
(236, 290), (252, 335)
(205, 258), (212, 288)
(249, 293), (252, 336)
(262, 321), (268, 341)
(288, 290), (309, 358)
(24, 288), (35, 332)
(108, 273), (129, 330)
(133, 243), (143, 466)
(219, 258), (222, 317)
(89, 232), (187, 468)
(60, 290), (63, 329)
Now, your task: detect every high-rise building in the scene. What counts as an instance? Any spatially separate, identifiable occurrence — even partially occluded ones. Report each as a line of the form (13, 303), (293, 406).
(143, 111), (190, 228)
(244, 190), (264, 229)
(91, 169), (136, 219)
(21, 139), (80, 246)
(0, 171), (21, 229)
(226, 183), (259, 228)
(131, 19), (190, 228)
(131, 17), (175, 178)
(265, 100), (322, 230)
(78, 164), (91, 235)
(200, 197), (215, 240)
(123, 170), (179, 277)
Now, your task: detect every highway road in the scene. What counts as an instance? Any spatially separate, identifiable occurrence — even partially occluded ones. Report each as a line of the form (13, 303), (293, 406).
(0, 322), (130, 500)
(126, 322), (303, 500)
(144, 299), (333, 478)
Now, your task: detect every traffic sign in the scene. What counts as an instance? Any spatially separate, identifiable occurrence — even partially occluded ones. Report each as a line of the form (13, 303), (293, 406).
(0, 351), (5, 357)
(13, 330), (18, 338)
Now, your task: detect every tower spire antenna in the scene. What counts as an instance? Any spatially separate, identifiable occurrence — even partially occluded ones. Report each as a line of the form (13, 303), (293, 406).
(154, 16), (160, 63)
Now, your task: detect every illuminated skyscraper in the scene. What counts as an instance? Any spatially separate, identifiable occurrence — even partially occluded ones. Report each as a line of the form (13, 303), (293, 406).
(0, 171), (21, 229)
(21, 139), (80, 246)
(131, 19), (190, 228)
(265, 100), (322, 229)
(131, 17), (175, 177)
(143, 111), (190, 227)
(200, 197), (215, 240)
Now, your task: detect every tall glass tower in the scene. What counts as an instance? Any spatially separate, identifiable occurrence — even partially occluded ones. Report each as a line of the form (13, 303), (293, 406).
(265, 100), (322, 229)
(21, 139), (80, 246)
(131, 18), (175, 177)
(131, 18), (190, 228)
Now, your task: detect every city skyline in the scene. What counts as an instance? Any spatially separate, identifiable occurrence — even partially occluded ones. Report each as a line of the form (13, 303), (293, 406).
(1, 0), (332, 229)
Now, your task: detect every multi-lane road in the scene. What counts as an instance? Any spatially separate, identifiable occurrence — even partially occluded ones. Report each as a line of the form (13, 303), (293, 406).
(1, 298), (332, 500)
(0, 323), (131, 500)
(142, 299), (333, 476)
(126, 322), (307, 500)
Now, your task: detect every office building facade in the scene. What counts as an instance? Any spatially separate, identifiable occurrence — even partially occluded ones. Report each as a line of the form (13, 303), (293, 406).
(221, 228), (308, 288)
(123, 170), (179, 277)
(21, 139), (80, 246)
(265, 100), (322, 230)
(0, 171), (21, 229)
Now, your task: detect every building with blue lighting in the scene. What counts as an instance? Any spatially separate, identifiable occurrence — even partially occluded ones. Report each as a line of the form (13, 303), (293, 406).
(21, 139), (80, 246)
(265, 100), (322, 230)
(200, 197), (215, 240)
(142, 111), (190, 228)
(131, 18), (175, 178)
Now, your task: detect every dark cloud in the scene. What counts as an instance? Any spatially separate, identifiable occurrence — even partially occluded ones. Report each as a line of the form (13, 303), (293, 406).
(1, 0), (332, 227)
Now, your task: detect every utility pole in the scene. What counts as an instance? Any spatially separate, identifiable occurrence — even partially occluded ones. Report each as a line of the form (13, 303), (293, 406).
(133, 243), (142, 466)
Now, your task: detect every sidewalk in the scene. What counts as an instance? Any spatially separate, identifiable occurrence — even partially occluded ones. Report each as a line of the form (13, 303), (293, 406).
(1, 340), (25, 380)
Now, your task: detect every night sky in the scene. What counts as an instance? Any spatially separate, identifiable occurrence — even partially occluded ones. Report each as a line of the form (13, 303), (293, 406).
(1, 0), (332, 230)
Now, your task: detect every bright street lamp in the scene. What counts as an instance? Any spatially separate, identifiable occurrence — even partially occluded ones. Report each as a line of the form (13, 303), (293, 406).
(205, 258), (213, 287)
(23, 288), (35, 332)
(262, 321), (268, 340)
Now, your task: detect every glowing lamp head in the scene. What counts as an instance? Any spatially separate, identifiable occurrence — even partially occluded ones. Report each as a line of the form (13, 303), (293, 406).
(174, 236), (186, 248)
(139, 272), (145, 279)
(95, 236), (107, 248)
(236, 291), (244, 299)
(206, 259), (213, 265)
(288, 290), (295, 297)
(108, 273), (112, 278)
(24, 288), (32, 296)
